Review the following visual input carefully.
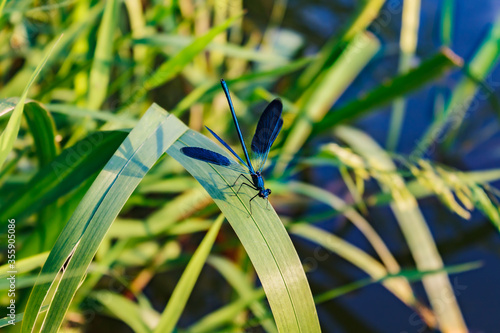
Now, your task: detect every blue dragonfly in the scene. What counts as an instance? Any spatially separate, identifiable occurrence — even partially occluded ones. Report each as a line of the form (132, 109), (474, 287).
(181, 79), (283, 213)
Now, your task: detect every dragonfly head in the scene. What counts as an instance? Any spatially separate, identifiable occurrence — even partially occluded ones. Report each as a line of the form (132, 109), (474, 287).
(259, 188), (271, 199)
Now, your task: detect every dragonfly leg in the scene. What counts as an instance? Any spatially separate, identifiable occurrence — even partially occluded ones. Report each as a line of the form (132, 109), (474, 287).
(236, 182), (257, 195)
(232, 174), (253, 187)
(248, 193), (260, 215)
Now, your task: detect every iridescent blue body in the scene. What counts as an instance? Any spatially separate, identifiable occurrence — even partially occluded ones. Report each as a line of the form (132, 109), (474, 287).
(180, 79), (283, 213)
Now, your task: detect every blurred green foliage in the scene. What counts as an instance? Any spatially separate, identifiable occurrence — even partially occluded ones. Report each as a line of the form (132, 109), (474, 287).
(1, 0), (499, 332)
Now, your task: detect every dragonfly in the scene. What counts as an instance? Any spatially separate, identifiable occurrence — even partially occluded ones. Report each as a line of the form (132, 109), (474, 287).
(181, 79), (283, 213)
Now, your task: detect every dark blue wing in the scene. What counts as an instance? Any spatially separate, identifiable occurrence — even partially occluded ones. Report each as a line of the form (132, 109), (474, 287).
(250, 99), (283, 172)
(181, 147), (249, 174)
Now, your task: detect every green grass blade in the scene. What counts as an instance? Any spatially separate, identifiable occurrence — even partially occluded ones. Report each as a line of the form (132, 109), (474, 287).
(23, 101), (59, 167)
(185, 289), (266, 333)
(127, 12), (244, 105)
(275, 31), (380, 174)
(171, 56), (311, 117)
(45, 103), (137, 126)
(0, 98), (58, 181)
(314, 48), (463, 134)
(124, 0), (148, 79)
(415, 18), (500, 156)
(92, 291), (154, 333)
(21, 104), (186, 333)
(289, 223), (417, 307)
(0, 306), (49, 328)
(153, 214), (225, 333)
(207, 255), (277, 333)
(0, 5), (104, 98)
(135, 34), (287, 64)
(0, 36), (60, 170)
(471, 185), (500, 231)
(283, 181), (401, 273)
(87, 0), (120, 109)
(441, 0), (454, 46)
(297, 0), (386, 88)
(386, 0), (421, 151)
(166, 132), (320, 332)
(0, 252), (49, 278)
(0, 131), (127, 226)
(0, 0), (7, 16)
(315, 261), (482, 304)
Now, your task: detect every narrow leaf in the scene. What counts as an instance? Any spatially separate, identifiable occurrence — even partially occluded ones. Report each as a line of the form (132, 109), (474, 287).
(21, 105), (186, 333)
(167, 130), (321, 332)
(153, 215), (224, 333)
(0, 36), (61, 170)
(314, 48), (463, 133)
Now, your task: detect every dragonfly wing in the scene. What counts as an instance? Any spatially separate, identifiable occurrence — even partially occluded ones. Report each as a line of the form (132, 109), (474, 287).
(255, 118), (283, 172)
(205, 126), (251, 169)
(250, 99), (283, 171)
(181, 147), (249, 174)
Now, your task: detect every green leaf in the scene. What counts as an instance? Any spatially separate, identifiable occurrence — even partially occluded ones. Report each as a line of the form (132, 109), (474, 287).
(275, 31), (380, 174)
(314, 261), (482, 304)
(0, 98), (58, 168)
(87, 0), (120, 109)
(24, 102), (59, 167)
(21, 104), (186, 333)
(0, 252), (49, 277)
(0, 36), (61, 170)
(185, 289), (266, 333)
(386, 0), (421, 151)
(135, 34), (287, 64)
(314, 48), (463, 133)
(207, 255), (277, 332)
(167, 129), (321, 332)
(297, 0), (386, 89)
(0, 131), (127, 226)
(441, 0), (454, 46)
(92, 291), (155, 333)
(289, 223), (417, 307)
(153, 215), (224, 333)
(0, 0), (7, 16)
(127, 12), (244, 105)
(415, 18), (500, 156)
(45, 103), (137, 126)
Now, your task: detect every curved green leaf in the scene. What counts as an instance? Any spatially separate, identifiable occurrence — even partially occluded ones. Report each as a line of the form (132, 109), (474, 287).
(153, 215), (224, 333)
(127, 12), (244, 105)
(23, 101), (59, 167)
(0, 131), (127, 226)
(21, 104), (186, 333)
(166, 130), (320, 332)
(92, 291), (154, 333)
(0, 36), (60, 170)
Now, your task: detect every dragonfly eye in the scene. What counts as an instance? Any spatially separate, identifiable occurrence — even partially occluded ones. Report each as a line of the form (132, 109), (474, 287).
(267, 189), (272, 195)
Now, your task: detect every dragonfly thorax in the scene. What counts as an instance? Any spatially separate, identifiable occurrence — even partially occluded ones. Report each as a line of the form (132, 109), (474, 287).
(251, 172), (271, 199)
(251, 172), (265, 189)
